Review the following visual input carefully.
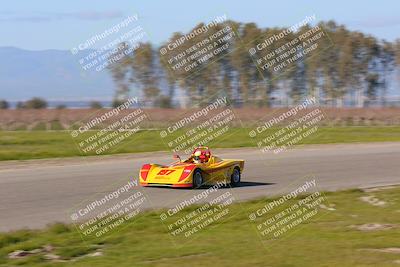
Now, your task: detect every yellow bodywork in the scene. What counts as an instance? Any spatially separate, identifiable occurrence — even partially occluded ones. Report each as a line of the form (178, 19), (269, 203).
(139, 155), (244, 188)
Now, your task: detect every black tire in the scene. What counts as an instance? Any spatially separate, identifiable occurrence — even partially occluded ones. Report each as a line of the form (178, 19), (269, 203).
(230, 167), (241, 187)
(192, 169), (204, 189)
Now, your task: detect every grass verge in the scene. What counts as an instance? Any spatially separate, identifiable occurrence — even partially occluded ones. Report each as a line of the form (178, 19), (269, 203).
(1, 186), (400, 266)
(0, 126), (400, 161)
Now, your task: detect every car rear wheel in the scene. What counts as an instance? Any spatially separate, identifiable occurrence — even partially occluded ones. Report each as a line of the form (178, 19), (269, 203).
(230, 167), (241, 187)
(193, 169), (204, 189)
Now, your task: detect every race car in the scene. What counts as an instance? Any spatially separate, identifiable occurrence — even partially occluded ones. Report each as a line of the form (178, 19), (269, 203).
(139, 146), (244, 188)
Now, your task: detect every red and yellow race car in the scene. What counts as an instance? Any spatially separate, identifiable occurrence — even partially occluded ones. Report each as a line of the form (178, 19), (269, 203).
(139, 147), (244, 188)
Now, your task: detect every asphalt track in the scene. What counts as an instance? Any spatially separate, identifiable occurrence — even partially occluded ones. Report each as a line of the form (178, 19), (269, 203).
(1, 142), (400, 232)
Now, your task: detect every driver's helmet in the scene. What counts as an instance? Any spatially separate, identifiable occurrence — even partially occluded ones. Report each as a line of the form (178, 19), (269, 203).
(193, 149), (209, 163)
(193, 150), (202, 163)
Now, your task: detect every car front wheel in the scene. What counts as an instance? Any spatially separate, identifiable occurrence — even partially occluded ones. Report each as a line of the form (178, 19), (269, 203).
(230, 167), (241, 187)
(193, 169), (204, 189)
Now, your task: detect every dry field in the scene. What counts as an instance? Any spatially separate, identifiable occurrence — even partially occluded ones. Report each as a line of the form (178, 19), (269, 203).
(0, 108), (399, 131)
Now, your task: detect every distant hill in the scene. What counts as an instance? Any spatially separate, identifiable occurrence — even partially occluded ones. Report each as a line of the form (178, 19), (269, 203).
(0, 47), (114, 101)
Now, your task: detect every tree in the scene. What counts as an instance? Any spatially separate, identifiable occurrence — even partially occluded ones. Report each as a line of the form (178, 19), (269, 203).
(0, 99), (9, 109)
(131, 43), (160, 106)
(108, 42), (133, 103)
(90, 101), (103, 109)
(159, 32), (186, 107)
(24, 97), (47, 109)
(230, 23), (262, 106)
(56, 104), (66, 109)
(365, 73), (379, 105)
(378, 41), (395, 106)
(112, 99), (125, 108)
(108, 19), (400, 108)
(156, 96), (172, 108)
(16, 102), (25, 109)
(396, 39), (400, 65)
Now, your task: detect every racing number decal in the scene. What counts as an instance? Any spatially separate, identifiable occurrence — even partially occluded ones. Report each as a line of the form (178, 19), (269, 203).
(157, 169), (175, 175)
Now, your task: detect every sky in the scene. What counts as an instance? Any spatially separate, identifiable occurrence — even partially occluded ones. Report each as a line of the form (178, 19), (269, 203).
(1, 0), (400, 50)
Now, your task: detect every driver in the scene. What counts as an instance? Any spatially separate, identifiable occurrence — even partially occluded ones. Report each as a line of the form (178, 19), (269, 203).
(193, 150), (202, 164)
